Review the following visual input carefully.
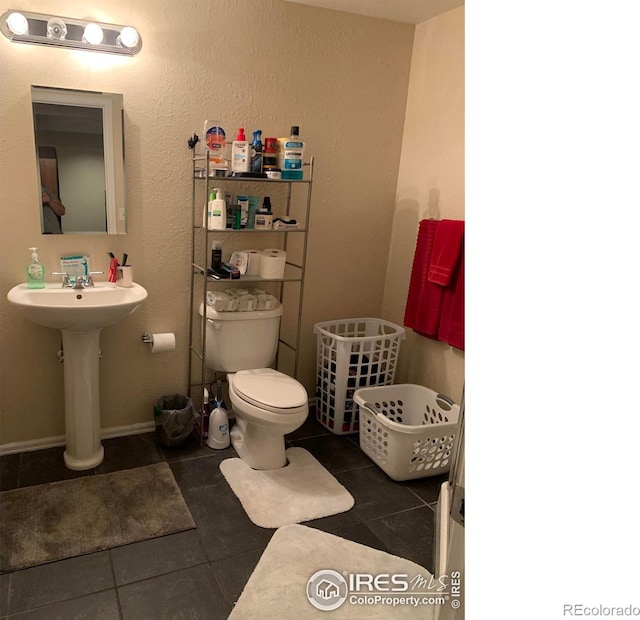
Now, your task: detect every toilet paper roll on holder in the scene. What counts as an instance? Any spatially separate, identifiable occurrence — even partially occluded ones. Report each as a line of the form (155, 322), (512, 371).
(141, 331), (176, 353)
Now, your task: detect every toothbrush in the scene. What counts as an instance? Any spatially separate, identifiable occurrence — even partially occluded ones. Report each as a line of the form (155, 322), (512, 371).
(122, 253), (128, 267)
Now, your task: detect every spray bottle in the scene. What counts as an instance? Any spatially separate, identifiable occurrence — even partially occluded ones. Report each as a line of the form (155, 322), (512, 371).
(250, 129), (263, 173)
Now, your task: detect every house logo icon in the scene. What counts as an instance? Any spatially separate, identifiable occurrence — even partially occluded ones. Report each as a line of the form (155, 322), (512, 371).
(306, 569), (348, 611)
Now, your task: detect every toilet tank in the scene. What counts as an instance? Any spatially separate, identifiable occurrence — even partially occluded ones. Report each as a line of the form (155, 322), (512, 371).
(198, 302), (283, 372)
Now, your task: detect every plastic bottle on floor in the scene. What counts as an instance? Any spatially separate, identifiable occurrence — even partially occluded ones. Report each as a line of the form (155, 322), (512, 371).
(208, 381), (230, 449)
(208, 406), (230, 449)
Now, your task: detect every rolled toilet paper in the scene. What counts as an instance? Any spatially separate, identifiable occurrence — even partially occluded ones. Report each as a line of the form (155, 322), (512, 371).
(243, 249), (262, 276)
(259, 249), (286, 279)
(151, 333), (176, 353)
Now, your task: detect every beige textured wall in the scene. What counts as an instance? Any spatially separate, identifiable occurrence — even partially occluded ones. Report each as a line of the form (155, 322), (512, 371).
(0, 0), (415, 446)
(382, 7), (465, 404)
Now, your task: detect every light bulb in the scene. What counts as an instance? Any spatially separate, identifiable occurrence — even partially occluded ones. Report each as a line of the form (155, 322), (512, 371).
(7, 12), (29, 36)
(118, 26), (139, 49)
(83, 23), (103, 45)
(47, 18), (67, 40)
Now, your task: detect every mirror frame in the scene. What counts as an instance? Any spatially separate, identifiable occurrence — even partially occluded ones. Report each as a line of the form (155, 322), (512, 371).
(31, 86), (126, 234)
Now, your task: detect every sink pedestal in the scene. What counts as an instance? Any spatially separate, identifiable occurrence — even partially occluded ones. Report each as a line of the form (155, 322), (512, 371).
(7, 282), (148, 471)
(62, 330), (104, 470)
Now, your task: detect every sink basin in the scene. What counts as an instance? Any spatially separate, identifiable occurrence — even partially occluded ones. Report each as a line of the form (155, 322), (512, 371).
(7, 282), (147, 331)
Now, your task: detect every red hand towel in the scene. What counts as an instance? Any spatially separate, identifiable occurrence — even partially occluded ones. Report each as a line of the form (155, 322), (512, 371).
(427, 219), (465, 286)
(438, 244), (465, 350)
(404, 220), (444, 338)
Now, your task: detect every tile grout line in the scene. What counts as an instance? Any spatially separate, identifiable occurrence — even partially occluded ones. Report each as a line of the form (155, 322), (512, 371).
(403, 485), (430, 506)
(5, 585), (119, 618)
(363, 502), (437, 525)
(106, 549), (124, 619)
(114, 559), (211, 590)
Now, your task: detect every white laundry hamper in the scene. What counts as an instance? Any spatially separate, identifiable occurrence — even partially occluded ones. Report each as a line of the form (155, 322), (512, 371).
(314, 318), (405, 435)
(354, 384), (459, 481)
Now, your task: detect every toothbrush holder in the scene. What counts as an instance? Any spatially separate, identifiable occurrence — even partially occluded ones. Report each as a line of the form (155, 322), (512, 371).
(117, 266), (133, 288)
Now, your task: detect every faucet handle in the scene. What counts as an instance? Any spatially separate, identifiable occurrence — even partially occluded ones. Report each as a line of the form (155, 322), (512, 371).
(86, 271), (104, 287)
(51, 271), (71, 288)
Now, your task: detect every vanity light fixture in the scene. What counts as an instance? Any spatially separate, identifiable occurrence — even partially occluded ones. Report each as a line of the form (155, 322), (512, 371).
(0, 10), (142, 55)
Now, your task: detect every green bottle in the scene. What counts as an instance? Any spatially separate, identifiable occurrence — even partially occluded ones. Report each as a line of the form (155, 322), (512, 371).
(26, 247), (45, 289)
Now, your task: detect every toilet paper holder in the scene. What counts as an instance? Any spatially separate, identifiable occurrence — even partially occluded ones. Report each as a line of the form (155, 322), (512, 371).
(141, 331), (177, 353)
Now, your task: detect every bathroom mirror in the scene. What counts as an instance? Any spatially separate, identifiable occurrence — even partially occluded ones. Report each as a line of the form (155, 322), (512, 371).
(31, 86), (126, 234)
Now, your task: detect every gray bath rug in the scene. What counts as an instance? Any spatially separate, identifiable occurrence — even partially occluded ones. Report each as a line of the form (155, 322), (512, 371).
(220, 447), (354, 528)
(229, 524), (437, 619)
(0, 462), (195, 573)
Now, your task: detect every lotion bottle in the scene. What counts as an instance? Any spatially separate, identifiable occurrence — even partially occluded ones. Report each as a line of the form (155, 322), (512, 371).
(26, 247), (45, 289)
(208, 188), (227, 230)
(231, 128), (250, 173)
(205, 187), (214, 227)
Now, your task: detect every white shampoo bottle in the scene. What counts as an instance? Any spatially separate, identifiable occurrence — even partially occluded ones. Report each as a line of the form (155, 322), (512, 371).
(207, 188), (227, 230)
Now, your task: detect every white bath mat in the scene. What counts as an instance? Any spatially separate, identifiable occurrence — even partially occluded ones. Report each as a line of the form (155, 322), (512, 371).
(229, 524), (437, 619)
(219, 447), (354, 528)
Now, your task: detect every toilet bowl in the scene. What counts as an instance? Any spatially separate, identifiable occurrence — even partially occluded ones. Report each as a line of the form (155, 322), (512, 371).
(198, 302), (309, 469)
(228, 368), (308, 470)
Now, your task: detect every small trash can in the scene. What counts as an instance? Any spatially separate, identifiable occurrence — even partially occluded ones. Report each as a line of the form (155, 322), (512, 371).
(153, 394), (195, 448)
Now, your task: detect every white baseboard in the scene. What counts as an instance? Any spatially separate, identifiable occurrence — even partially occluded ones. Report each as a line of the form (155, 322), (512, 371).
(0, 421), (156, 456)
(0, 398), (317, 456)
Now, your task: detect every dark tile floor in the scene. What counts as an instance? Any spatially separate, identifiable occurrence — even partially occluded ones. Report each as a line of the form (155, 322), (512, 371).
(0, 415), (446, 619)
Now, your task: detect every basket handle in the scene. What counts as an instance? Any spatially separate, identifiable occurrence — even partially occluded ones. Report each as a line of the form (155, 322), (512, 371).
(361, 402), (430, 435)
(361, 401), (379, 415)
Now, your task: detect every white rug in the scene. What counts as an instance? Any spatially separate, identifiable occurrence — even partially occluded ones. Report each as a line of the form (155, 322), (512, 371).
(229, 524), (438, 619)
(219, 447), (354, 528)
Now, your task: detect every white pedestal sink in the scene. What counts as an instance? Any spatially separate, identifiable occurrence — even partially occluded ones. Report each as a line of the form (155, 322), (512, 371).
(7, 282), (148, 470)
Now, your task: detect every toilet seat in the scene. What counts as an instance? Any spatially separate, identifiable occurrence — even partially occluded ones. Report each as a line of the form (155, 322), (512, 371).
(231, 368), (307, 414)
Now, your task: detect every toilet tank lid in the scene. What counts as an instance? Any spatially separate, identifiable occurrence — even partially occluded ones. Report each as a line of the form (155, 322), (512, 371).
(198, 301), (282, 320)
(233, 369), (307, 409)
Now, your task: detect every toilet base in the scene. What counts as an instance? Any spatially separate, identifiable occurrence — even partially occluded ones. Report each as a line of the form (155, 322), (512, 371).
(230, 417), (288, 470)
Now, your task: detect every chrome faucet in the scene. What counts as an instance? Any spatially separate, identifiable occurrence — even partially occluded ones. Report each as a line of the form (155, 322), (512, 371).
(72, 275), (87, 289)
(51, 271), (104, 289)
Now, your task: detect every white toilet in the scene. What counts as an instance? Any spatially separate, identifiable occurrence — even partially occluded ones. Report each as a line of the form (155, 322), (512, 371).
(199, 301), (308, 470)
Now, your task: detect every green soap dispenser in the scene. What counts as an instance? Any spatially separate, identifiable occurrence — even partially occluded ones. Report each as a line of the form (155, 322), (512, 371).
(26, 247), (45, 289)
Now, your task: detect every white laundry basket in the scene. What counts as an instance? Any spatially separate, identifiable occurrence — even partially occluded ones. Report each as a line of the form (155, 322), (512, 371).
(354, 384), (459, 481)
(314, 318), (405, 435)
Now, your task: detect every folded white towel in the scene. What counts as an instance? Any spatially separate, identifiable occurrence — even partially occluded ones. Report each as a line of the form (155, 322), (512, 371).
(207, 288), (278, 312)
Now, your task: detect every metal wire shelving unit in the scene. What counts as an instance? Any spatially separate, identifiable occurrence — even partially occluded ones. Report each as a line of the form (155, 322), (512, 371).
(187, 153), (314, 408)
